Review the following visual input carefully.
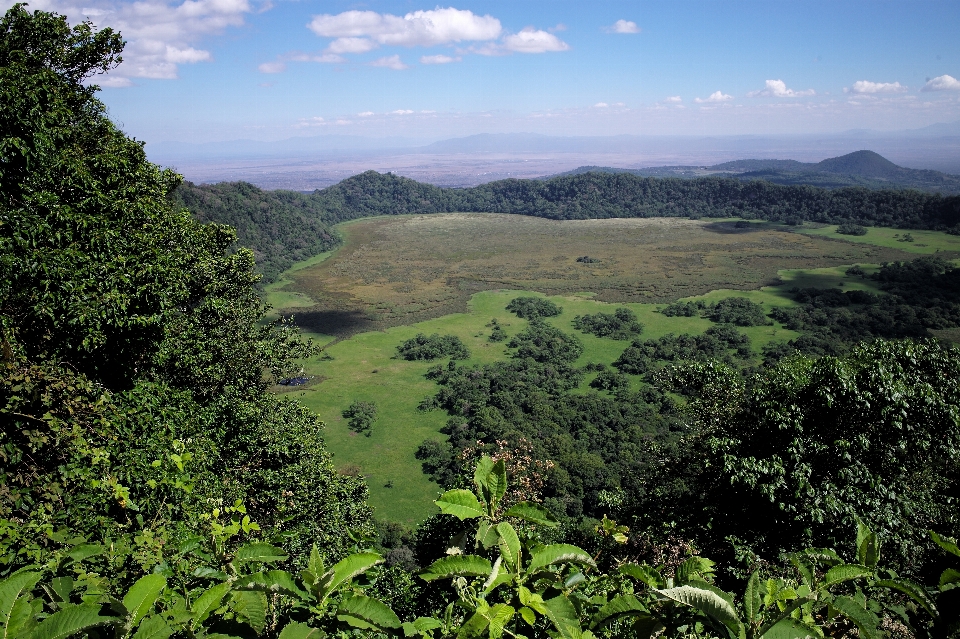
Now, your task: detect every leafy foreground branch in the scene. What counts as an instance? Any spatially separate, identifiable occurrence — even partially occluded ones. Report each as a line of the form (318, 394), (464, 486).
(3, 456), (951, 639)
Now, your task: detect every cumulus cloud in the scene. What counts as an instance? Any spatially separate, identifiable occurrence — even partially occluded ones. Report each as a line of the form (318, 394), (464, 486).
(308, 8), (501, 47)
(17, 0), (258, 84)
(391, 109), (414, 115)
(664, 96), (682, 103)
(501, 28), (569, 53)
(844, 80), (907, 94)
(695, 91), (733, 103)
(421, 54), (461, 64)
(594, 102), (609, 108)
(370, 55), (409, 70)
(326, 37), (377, 54)
(604, 19), (640, 34)
(921, 75), (960, 92)
(747, 79), (815, 97)
(358, 111), (375, 117)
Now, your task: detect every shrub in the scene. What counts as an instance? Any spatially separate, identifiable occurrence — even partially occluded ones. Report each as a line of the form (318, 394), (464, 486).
(573, 307), (644, 339)
(505, 296), (562, 319)
(343, 400), (378, 435)
(837, 222), (868, 236)
(397, 333), (470, 361)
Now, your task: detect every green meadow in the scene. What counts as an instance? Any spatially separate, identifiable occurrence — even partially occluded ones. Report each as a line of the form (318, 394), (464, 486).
(266, 216), (960, 524)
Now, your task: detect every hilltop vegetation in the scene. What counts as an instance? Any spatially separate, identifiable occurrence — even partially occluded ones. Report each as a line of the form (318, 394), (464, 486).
(179, 164), (960, 283)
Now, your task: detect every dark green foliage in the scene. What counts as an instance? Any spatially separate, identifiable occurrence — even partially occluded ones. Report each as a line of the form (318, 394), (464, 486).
(589, 368), (629, 392)
(613, 326), (752, 376)
(506, 320), (583, 363)
(0, 4), (370, 571)
(644, 340), (960, 581)
(765, 256), (960, 358)
(505, 296), (562, 319)
(576, 255), (600, 263)
(397, 333), (470, 361)
(573, 307), (644, 339)
(343, 400), (378, 435)
(171, 181), (339, 283)
(662, 298), (771, 326)
(837, 222), (868, 235)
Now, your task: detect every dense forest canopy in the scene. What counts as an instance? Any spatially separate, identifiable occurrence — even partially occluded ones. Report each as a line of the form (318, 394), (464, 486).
(179, 170), (960, 283)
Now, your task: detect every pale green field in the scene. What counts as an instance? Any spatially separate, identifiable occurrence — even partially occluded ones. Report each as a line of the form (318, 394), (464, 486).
(794, 224), (960, 255)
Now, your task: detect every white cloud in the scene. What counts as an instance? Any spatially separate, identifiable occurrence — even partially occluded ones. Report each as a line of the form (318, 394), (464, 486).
(370, 55), (409, 70)
(258, 61), (286, 74)
(358, 111), (375, 117)
(594, 102), (609, 108)
(605, 19), (640, 34)
(23, 0), (257, 84)
(501, 28), (569, 53)
(921, 75), (960, 92)
(747, 79), (815, 98)
(391, 109), (414, 115)
(308, 8), (501, 48)
(695, 91), (733, 103)
(664, 96), (682, 103)
(845, 80), (907, 94)
(421, 54), (461, 64)
(549, 24), (567, 32)
(326, 37), (377, 54)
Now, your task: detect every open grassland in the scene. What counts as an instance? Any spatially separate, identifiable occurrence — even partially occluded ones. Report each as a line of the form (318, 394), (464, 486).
(794, 224), (960, 254)
(278, 214), (917, 339)
(268, 215), (960, 523)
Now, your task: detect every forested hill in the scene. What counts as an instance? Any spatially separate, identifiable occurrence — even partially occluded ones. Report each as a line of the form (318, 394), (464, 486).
(176, 170), (960, 282)
(549, 150), (960, 193)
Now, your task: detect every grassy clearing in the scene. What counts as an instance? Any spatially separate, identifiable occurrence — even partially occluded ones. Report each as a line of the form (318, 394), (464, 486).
(794, 224), (960, 255)
(278, 214), (915, 339)
(266, 216), (960, 523)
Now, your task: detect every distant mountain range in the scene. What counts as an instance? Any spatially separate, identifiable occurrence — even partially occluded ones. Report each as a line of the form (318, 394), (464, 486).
(548, 150), (960, 194)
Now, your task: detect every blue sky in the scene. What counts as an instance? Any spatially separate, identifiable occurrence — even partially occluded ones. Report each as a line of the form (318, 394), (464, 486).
(12, 0), (960, 143)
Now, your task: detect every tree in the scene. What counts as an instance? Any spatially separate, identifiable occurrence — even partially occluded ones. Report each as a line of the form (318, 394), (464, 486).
(0, 5), (371, 570)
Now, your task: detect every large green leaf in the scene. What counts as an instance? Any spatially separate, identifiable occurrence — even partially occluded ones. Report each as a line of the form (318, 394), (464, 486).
(874, 578), (938, 618)
(315, 552), (383, 602)
(831, 596), (879, 639)
(590, 595), (649, 629)
(122, 574), (167, 629)
(496, 523), (521, 570)
(191, 581), (232, 626)
(675, 557), (715, 585)
(337, 594), (401, 630)
(230, 590), (267, 633)
(931, 531), (960, 558)
(1, 571), (42, 638)
(473, 457), (495, 500)
(420, 556), (493, 582)
(760, 618), (821, 639)
(939, 568), (960, 591)
(64, 545), (105, 565)
(402, 617), (443, 637)
(233, 543), (289, 565)
(237, 571), (307, 600)
(855, 522), (880, 569)
(6, 598), (35, 639)
(527, 544), (595, 574)
(131, 616), (173, 639)
(503, 502), (559, 527)
(743, 572), (761, 624)
(28, 603), (116, 639)
(487, 459), (507, 507)
(484, 604), (514, 639)
(457, 610), (489, 639)
(435, 490), (485, 520)
(543, 595), (583, 639)
(655, 585), (741, 629)
(821, 564), (871, 589)
(476, 521), (500, 550)
(619, 564), (663, 589)
(278, 622), (323, 639)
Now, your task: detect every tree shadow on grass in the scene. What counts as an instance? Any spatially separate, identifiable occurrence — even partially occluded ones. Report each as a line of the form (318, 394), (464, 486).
(283, 308), (378, 339)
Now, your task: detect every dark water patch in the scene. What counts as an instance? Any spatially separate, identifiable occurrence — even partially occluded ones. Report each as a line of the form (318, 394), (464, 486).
(284, 308), (378, 338)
